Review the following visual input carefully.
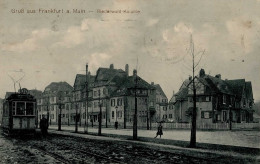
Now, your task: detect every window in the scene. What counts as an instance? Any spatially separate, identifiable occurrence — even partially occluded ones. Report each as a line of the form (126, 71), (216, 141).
(117, 98), (122, 106)
(66, 104), (69, 110)
(217, 114), (220, 121)
(112, 111), (114, 119)
(243, 98), (246, 107)
(66, 114), (68, 118)
(26, 103), (34, 115)
(163, 114), (167, 119)
(201, 111), (212, 119)
(17, 102), (25, 115)
(118, 111), (122, 118)
(206, 96), (211, 102)
(94, 102), (98, 108)
(111, 99), (115, 107)
(223, 111), (227, 121)
(51, 114), (54, 119)
(223, 95), (226, 104)
(150, 101), (154, 106)
(88, 102), (92, 107)
(94, 91), (97, 97)
(169, 114), (172, 118)
(103, 88), (107, 95)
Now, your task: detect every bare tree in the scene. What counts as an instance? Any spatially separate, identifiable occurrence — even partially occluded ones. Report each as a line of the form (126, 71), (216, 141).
(184, 35), (205, 148)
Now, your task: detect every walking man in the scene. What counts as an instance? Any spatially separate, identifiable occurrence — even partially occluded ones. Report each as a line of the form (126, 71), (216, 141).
(155, 123), (163, 138)
(40, 114), (48, 138)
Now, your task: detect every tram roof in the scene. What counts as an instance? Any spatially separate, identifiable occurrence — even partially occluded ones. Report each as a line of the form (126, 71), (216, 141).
(6, 93), (36, 101)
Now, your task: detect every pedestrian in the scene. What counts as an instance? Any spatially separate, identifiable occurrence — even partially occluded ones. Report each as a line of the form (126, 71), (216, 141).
(40, 115), (48, 138)
(155, 123), (163, 138)
(115, 121), (118, 129)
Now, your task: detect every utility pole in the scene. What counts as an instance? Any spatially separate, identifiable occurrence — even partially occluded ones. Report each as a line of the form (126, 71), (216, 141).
(146, 98), (149, 130)
(84, 64), (89, 133)
(45, 95), (50, 127)
(229, 105), (232, 130)
(75, 102), (78, 133)
(133, 70), (138, 140)
(105, 99), (108, 128)
(58, 92), (63, 131)
(98, 89), (102, 136)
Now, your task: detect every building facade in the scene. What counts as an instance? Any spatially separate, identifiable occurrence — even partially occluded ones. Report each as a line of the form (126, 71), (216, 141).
(172, 69), (254, 124)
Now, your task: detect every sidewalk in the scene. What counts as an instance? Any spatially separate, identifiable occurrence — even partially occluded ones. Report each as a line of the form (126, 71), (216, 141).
(49, 125), (260, 149)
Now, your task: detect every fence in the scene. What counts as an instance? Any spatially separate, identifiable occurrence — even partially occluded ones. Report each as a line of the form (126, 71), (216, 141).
(54, 121), (260, 130)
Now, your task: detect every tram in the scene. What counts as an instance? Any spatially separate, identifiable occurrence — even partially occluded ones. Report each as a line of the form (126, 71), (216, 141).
(2, 88), (37, 135)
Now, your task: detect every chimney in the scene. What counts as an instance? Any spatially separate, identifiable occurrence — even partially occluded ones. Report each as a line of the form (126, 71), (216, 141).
(125, 64), (129, 76)
(199, 69), (205, 77)
(189, 76), (192, 80)
(151, 82), (154, 85)
(173, 90), (175, 95)
(110, 64), (114, 69)
(215, 74), (221, 79)
(133, 69), (137, 76)
(86, 64), (88, 81)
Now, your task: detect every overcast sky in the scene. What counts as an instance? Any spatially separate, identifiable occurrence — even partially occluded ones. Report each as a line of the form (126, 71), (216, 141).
(0, 0), (260, 101)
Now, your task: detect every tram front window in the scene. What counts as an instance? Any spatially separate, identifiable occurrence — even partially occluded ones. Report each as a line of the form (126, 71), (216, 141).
(26, 103), (34, 115)
(17, 102), (25, 115)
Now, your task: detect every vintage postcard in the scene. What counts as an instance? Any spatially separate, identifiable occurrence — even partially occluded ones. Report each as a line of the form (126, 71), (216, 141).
(0, 0), (259, 163)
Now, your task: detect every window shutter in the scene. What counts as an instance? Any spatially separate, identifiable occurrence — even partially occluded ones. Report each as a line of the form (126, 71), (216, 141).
(201, 111), (204, 118)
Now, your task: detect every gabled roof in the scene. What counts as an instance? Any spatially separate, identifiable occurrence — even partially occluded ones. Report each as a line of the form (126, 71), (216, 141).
(44, 82), (73, 94)
(245, 81), (253, 100)
(110, 75), (155, 97)
(169, 94), (176, 104)
(154, 84), (167, 99)
(74, 74), (95, 91)
(95, 68), (125, 82)
(175, 87), (188, 101)
(29, 89), (42, 98)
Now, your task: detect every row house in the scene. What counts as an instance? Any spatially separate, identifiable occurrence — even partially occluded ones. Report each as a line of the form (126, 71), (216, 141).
(72, 63), (157, 127)
(171, 69), (254, 124)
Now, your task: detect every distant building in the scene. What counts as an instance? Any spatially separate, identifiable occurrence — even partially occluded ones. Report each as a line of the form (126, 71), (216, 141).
(37, 82), (73, 125)
(151, 83), (168, 122)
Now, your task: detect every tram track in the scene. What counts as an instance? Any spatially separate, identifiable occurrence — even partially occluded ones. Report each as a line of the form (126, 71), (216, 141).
(8, 133), (256, 164)
(48, 134), (216, 164)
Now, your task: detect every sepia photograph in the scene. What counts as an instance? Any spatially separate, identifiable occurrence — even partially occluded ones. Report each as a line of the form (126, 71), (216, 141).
(0, 0), (259, 163)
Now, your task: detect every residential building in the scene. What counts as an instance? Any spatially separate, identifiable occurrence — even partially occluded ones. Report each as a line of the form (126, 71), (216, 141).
(172, 69), (254, 124)
(72, 64), (156, 128)
(151, 83), (168, 122)
(37, 82), (73, 125)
